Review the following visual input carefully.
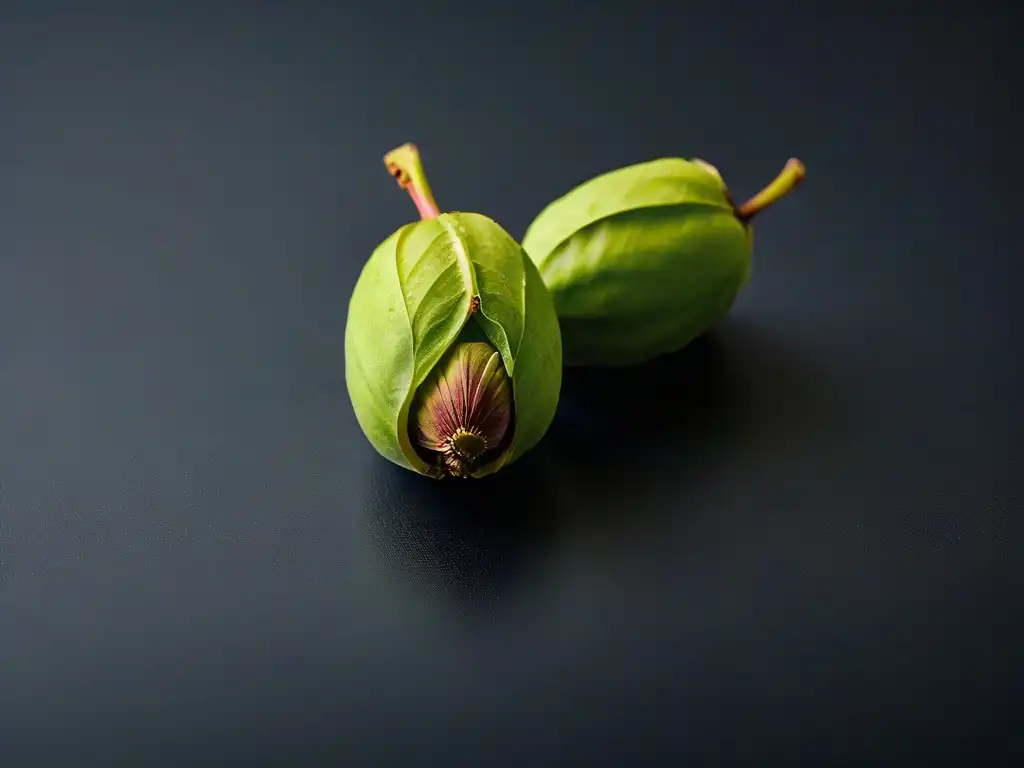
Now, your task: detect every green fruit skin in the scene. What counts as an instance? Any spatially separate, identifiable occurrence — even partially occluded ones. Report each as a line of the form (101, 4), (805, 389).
(345, 211), (562, 478)
(521, 158), (753, 367)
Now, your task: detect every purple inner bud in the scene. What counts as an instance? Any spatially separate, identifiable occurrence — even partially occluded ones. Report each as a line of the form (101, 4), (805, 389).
(414, 342), (512, 468)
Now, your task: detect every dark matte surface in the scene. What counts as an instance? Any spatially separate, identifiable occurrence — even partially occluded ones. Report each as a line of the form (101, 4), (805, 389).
(1, 3), (1020, 764)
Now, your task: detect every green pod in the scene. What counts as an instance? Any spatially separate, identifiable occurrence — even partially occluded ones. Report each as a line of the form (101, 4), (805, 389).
(521, 156), (805, 366)
(345, 209), (563, 479)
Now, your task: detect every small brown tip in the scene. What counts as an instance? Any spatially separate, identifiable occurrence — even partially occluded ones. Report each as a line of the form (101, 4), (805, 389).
(785, 158), (807, 186)
(383, 143), (419, 188)
(383, 142), (441, 220)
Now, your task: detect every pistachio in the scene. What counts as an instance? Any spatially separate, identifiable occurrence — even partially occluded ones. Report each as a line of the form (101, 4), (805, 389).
(521, 156), (806, 366)
(345, 144), (562, 478)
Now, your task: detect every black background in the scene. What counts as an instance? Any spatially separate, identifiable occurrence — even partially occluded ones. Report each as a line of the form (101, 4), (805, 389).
(1, 2), (1020, 764)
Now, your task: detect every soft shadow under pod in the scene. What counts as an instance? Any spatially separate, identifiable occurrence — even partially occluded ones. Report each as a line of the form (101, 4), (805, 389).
(546, 319), (843, 514)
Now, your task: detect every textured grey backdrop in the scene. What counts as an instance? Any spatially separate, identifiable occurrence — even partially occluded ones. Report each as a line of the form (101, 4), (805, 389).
(1, 2), (1019, 764)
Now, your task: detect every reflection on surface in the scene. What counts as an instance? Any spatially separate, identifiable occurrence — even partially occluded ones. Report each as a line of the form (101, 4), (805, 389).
(359, 317), (839, 618)
(360, 448), (563, 619)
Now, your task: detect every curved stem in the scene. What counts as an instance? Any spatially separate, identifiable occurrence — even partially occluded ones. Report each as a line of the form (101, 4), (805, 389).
(383, 143), (440, 220)
(735, 158), (806, 222)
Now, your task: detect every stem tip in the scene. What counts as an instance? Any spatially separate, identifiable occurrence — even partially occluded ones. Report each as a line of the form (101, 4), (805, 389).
(383, 143), (441, 220)
(735, 158), (806, 223)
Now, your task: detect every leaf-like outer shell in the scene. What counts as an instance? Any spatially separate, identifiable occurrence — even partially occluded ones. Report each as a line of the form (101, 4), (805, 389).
(345, 211), (562, 477)
(522, 158), (753, 367)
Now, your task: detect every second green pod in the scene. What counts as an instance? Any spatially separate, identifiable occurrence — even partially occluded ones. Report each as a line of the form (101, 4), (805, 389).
(521, 155), (806, 367)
